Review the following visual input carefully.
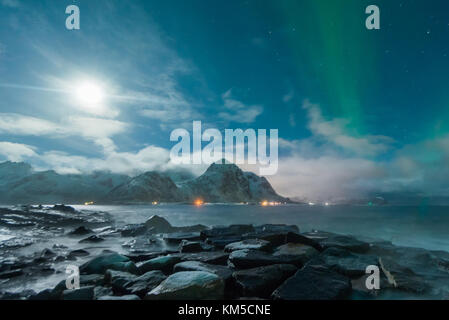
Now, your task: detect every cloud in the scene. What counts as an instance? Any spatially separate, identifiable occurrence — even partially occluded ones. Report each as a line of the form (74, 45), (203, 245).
(0, 113), (128, 153)
(218, 90), (263, 123)
(303, 100), (394, 156)
(0, 141), (36, 161)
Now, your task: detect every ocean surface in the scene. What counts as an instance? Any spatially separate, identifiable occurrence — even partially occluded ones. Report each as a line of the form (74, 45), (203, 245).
(72, 204), (449, 252)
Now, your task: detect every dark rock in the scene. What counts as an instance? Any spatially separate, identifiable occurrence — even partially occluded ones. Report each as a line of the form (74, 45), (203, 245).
(40, 248), (56, 259)
(379, 257), (430, 294)
(68, 226), (93, 236)
(94, 286), (114, 299)
(104, 270), (138, 294)
(322, 248), (379, 277)
(120, 223), (148, 237)
(320, 235), (370, 254)
(124, 271), (167, 297)
(201, 225), (255, 240)
(164, 232), (201, 244)
(145, 271), (224, 300)
(80, 253), (138, 275)
(272, 265), (352, 300)
(137, 255), (181, 274)
(206, 236), (243, 249)
(98, 295), (140, 300)
(67, 249), (90, 260)
(255, 224), (299, 234)
(225, 239), (272, 253)
(79, 235), (105, 243)
(144, 215), (174, 233)
(62, 286), (95, 300)
(176, 252), (229, 265)
(179, 240), (203, 253)
(174, 261), (232, 283)
(232, 264), (297, 298)
(52, 204), (76, 213)
(272, 243), (319, 266)
(29, 289), (55, 300)
(228, 249), (285, 269)
(80, 274), (105, 286)
(0, 269), (23, 279)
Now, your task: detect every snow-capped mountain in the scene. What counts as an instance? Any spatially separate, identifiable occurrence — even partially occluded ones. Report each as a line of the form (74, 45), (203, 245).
(0, 160), (289, 204)
(179, 162), (289, 203)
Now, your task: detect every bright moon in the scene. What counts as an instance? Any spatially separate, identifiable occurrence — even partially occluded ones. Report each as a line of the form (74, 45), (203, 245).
(75, 82), (104, 105)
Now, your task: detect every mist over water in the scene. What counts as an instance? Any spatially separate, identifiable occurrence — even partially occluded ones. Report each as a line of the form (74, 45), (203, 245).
(73, 204), (449, 252)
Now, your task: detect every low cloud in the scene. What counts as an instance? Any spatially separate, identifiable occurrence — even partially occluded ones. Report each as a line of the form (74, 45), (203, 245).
(0, 141), (36, 162)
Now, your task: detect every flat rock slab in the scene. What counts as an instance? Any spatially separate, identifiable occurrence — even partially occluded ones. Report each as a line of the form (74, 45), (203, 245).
(62, 286), (95, 300)
(97, 295), (140, 300)
(137, 255), (181, 274)
(272, 265), (352, 300)
(273, 243), (319, 267)
(179, 240), (203, 253)
(322, 248), (379, 277)
(176, 252), (229, 265)
(164, 232), (201, 244)
(145, 271), (224, 300)
(174, 261), (232, 282)
(80, 253), (138, 275)
(233, 264), (297, 298)
(224, 239), (272, 252)
(320, 235), (370, 254)
(228, 249), (286, 269)
(201, 225), (255, 239)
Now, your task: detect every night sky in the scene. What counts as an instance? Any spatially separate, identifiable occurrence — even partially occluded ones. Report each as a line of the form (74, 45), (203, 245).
(1, 0), (449, 201)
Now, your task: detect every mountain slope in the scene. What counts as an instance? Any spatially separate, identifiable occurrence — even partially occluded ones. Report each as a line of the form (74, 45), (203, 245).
(179, 162), (290, 203)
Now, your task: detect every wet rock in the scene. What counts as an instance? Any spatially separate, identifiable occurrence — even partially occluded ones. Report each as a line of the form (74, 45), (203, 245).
(225, 239), (272, 253)
(320, 235), (370, 254)
(228, 249), (285, 269)
(145, 271), (224, 300)
(255, 224), (299, 234)
(201, 225), (255, 240)
(1, 290), (35, 300)
(174, 261), (232, 283)
(232, 264), (297, 298)
(104, 270), (138, 293)
(272, 265), (352, 300)
(144, 215), (174, 233)
(52, 204), (76, 213)
(0, 269), (23, 279)
(137, 255), (180, 274)
(120, 223), (148, 237)
(322, 248), (379, 277)
(29, 289), (55, 300)
(176, 252), (229, 265)
(272, 243), (319, 267)
(79, 235), (105, 243)
(62, 286), (95, 300)
(379, 257), (430, 294)
(206, 236), (243, 249)
(98, 295), (140, 300)
(164, 232), (201, 244)
(68, 226), (93, 236)
(119, 270), (167, 297)
(40, 248), (56, 259)
(94, 286), (114, 299)
(67, 249), (90, 260)
(80, 253), (138, 275)
(81, 274), (105, 286)
(179, 240), (203, 253)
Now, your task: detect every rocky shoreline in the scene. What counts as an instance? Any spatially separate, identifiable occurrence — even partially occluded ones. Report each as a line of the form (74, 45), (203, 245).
(1, 205), (449, 300)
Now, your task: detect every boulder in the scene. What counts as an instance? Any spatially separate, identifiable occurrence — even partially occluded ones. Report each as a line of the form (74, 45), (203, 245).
(97, 295), (140, 300)
(174, 261), (232, 283)
(320, 235), (370, 254)
(271, 265), (352, 300)
(137, 255), (181, 274)
(164, 232), (201, 244)
(179, 240), (203, 253)
(224, 239), (272, 253)
(144, 215), (174, 233)
(255, 224), (299, 234)
(206, 236), (243, 249)
(176, 252), (229, 265)
(125, 271), (167, 297)
(104, 270), (137, 293)
(145, 271), (224, 300)
(272, 243), (319, 266)
(322, 248), (379, 277)
(228, 249), (285, 269)
(232, 264), (297, 298)
(79, 235), (105, 243)
(200, 225), (255, 240)
(80, 253), (138, 275)
(120, 223), (148, 237)
(62, 286), (95, 300)
(68, 226), (93, 236)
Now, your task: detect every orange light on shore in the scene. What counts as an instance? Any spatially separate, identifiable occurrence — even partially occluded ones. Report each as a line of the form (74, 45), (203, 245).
(194, 198), (204, 206)
(261, 200), (269, 206)
(260, 200), (282, 207)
